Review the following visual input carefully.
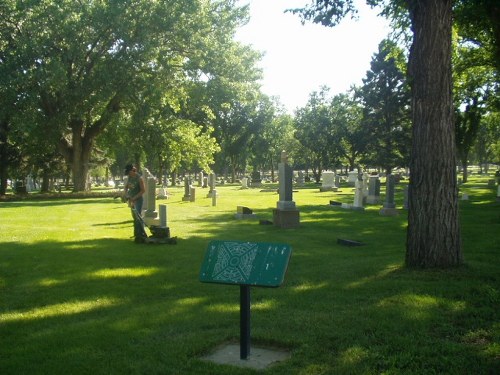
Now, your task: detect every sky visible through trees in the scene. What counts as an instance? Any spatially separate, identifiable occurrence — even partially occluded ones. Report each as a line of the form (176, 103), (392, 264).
(235, 0), (391, 113)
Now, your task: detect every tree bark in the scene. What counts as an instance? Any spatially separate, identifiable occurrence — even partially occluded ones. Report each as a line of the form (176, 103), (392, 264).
(406, 0), (462, 267)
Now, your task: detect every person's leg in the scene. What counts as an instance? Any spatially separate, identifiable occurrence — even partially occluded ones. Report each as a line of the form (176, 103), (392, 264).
(133, 197), (146, 239)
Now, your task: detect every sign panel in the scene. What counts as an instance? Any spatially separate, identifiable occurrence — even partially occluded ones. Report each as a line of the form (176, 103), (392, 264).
(199, 240), (292, 287)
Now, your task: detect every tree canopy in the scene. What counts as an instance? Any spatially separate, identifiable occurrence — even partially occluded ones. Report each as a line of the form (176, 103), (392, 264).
(0, 0), (260, 191)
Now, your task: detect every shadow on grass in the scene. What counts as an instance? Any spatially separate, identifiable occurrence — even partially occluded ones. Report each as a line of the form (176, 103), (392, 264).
(0, 197), (121, 208)
(1, 197), (498, 373)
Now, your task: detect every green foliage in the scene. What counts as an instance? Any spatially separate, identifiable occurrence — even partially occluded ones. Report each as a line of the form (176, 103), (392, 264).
(453, 26), (499, 180)
(454, 0), (500, 73)
(1, 0), (259, 191)
(294, 87), (336, 180)
(294, 87), (366, 177)
(356, 39), (411, 173)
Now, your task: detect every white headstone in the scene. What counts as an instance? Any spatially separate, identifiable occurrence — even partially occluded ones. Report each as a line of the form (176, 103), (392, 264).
(347, 170), (359, 185)
(353, 179), (365, 210)
(241, 177), (249, 189)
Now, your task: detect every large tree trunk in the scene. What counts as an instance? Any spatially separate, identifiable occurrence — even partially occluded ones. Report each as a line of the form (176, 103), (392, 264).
(58, 119), (94, 192)
(406, 0), (462, 267)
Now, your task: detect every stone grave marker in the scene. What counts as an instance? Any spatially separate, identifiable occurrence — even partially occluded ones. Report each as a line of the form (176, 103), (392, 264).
(367, 175), (381, 204)
(235, 206), (257, 219)
(352, 177), (365, 211)
(182, 178), (191, 201)
(379, 174), (399, 216)
(273, 151), (300, 228)
(320, 171), (338, 192)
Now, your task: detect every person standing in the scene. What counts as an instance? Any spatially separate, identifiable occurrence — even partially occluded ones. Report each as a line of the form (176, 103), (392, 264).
(124, 164), (147, 242)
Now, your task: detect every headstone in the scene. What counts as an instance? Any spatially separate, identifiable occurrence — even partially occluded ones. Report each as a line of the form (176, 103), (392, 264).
(337, 238), (365, 247)
(198, 172), (204, 187)
(235, 206), (257, 219)
(212, 189), (217, 206)
(335, 175), (342, 189)
(241, 177), (249, 189)
(157, 186), (168, 199)
(26, 177), (35, 192)
(347, 170), (358, 185)
(182, 178), (191, 201)
(352, 178), (365, 211)
(297, 171), (305, 186)
(367, 175), (381, 204)
(207, 173), (216, 197)
(159, 204), (167, 227)
(190, 186), (196, 202)
(320, 171), (338, 192)
(145, 176), (158, 220)
(362, 173), (369, 198)
(142, 168), (153, 214)
(250, 171), (262, 188)
(273, 151), (300, 228)
(379, 174), (399, 216)
(203, 176), (208, 188)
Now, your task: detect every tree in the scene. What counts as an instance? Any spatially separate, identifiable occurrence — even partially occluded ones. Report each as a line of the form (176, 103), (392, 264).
(454, 0), (500, 74)
(294, 87), (336, 182)
(3, 0), (252, 191)
(330, 92), (367, 172)
(453, 28), (498, 182)
(290, 0), (463, 268)
(251, 99), (296, 181)
(356, 39), (411, 174)
(474, 111), (500, 170)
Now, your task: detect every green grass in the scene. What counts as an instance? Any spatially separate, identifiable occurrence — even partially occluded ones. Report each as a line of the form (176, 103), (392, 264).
(1, 176), (499, 374)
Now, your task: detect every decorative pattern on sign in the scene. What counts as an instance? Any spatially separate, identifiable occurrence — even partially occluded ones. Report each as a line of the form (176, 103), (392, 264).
(211, 242), (258, 283)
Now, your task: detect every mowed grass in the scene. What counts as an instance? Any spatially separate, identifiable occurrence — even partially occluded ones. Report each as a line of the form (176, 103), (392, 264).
(0, 176), (499, 374)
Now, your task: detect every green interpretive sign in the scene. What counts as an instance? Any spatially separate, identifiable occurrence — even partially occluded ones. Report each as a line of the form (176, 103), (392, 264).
(199, 240), (292, 287)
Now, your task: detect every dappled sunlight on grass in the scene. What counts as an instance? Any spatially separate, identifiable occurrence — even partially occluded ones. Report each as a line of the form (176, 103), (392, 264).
(38, 278), (65, 287)
(377, 293), (466, 320)
(338, 345), (370, 366)
(166, 297), (210, 316)
(291, 281), (329, 293)
(345, 263), (402, 289)
(251, 299), (278, 311)
(174, 297), (207, 307)
(64, 243), (100, 250)
(205, 303), (240, 313)
(88, 267), (161, 279)
(0, 176), (498, 374)
(0, 297), (121, 323)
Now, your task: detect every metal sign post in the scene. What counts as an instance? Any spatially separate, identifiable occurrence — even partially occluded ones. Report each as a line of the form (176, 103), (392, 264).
(200, 240), (292, 360)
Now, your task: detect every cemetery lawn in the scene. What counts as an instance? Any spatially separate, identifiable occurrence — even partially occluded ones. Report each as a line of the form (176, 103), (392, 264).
(0, 176), (499, 374)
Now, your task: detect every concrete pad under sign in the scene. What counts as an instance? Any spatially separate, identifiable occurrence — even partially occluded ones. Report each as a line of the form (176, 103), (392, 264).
(201, 344), (290, 370)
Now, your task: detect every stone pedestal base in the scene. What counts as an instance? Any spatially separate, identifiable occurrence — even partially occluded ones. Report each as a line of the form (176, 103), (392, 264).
(366, 196), (379, 204)
(145, 210), (158, 220)
(273, 209), (300, 229)
(379, 207), (399, 216)
(319, 186), (338, 192)
(235, 213), (258, 220)
(144, 217), (160, 227)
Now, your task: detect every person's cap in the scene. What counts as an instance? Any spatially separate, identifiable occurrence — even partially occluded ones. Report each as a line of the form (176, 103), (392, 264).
(124, 164), (134, 174)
